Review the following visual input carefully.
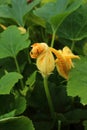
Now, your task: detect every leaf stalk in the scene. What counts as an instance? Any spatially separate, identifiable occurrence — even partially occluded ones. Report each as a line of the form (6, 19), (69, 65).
(14, 56), (24, 89)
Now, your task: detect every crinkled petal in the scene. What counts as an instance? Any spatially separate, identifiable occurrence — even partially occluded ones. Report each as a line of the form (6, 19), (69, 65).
(50, 47), (80, 79)
(30, 43), (48, 58)
(30, 43), (55, 77)
(37, 49), (55, 77)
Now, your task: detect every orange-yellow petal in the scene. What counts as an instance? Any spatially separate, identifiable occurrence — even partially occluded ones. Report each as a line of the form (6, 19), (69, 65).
(50, 47), (69, 79)
(62, 46), (80, 70)
(37, 49), (55, 77)
(50, 46), (80, 80)
(30, 43), (55, 77)
(62, 46), (80, 59)
(30, 43), (48, 58)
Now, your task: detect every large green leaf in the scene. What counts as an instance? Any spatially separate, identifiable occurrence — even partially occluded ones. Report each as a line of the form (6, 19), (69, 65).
(0, 72), (22, 94)
(0, 26), (30, 59)
(0, 0), (11, 5)
(0, 116), (35, 130)
(0, 0), (41, 26)
(83, 0), (87, 3)
(67, 57), (87, 105)
(34, 0), (82, 32)
(58, 4), (87, 41)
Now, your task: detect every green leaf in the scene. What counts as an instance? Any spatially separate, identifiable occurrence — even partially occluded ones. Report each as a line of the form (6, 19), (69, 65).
(0, 26), (30, 59)
(22, 71), (37, 97)
(0, 116), (35, 130)
(58, 4), (87, 41)
(83, 121), (87, 130)
(67, 57), (87, 105)
(65, 109), (87, 123)
(15, 96), (26, 115)
(0, 72), (22, 94)
(34, 0), (82, 32)
(0, 0), (41, 26)
(27, 13), (46, 28)
(0, 110), (16, 120)
(0, 95), (15, 115)
(83, 0), (87, 3)
(26, 71), (37, 87)
(0, 95), (26, 118)
(0, 0), (11, 5)
(41, 0), (55, 4)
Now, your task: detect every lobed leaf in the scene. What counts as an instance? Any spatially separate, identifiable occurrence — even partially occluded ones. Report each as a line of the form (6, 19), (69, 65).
(0, 72), (22, 94)
(34, 0), (82, 32)
(67, 56), (87, 105)
(0, 0), (41, 26)
(58, 4), (87, 41)
(0, 26), (30, 59)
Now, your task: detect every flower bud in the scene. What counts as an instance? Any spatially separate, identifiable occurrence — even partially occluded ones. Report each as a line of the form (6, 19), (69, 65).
(18, 27), (26, 34)
(30, 43), (55, 77)
(0, 24), (7, 30)
(0, 24), (26, 34)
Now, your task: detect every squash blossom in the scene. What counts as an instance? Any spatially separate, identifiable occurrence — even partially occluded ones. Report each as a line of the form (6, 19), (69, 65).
(30, 43), (80, 79)
(30, 43), (55, 77)
(50, 46), (80, 79)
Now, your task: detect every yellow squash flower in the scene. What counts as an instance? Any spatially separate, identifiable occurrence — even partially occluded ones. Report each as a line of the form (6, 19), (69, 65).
(30, 43), (55, 77)
(50, 46), (80, 79)
(30, 43), (80, 79)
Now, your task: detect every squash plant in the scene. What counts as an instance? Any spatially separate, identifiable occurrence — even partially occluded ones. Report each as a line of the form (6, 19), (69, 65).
(0, 0), (87, 130)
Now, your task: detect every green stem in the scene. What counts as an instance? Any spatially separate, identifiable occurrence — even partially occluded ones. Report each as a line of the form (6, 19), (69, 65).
(43, 76), (55, 119)
(51, 31), (56, 47)
(14, 56), (24, 89)
(27, 48), (31, 64)
(71, 40), (75, 51)
(58, 120), (61, 130)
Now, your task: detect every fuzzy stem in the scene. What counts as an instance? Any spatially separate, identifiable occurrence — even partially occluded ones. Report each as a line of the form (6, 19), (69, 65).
(51, 31), (56, 47)
(58, 120), (61, 130)
(43, 76), (55, 119)
(14, 56), (24, 89)
(27, 48), (31, 64)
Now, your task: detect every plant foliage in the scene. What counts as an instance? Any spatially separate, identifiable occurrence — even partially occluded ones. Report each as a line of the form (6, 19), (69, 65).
(0, 0), (87, 130)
